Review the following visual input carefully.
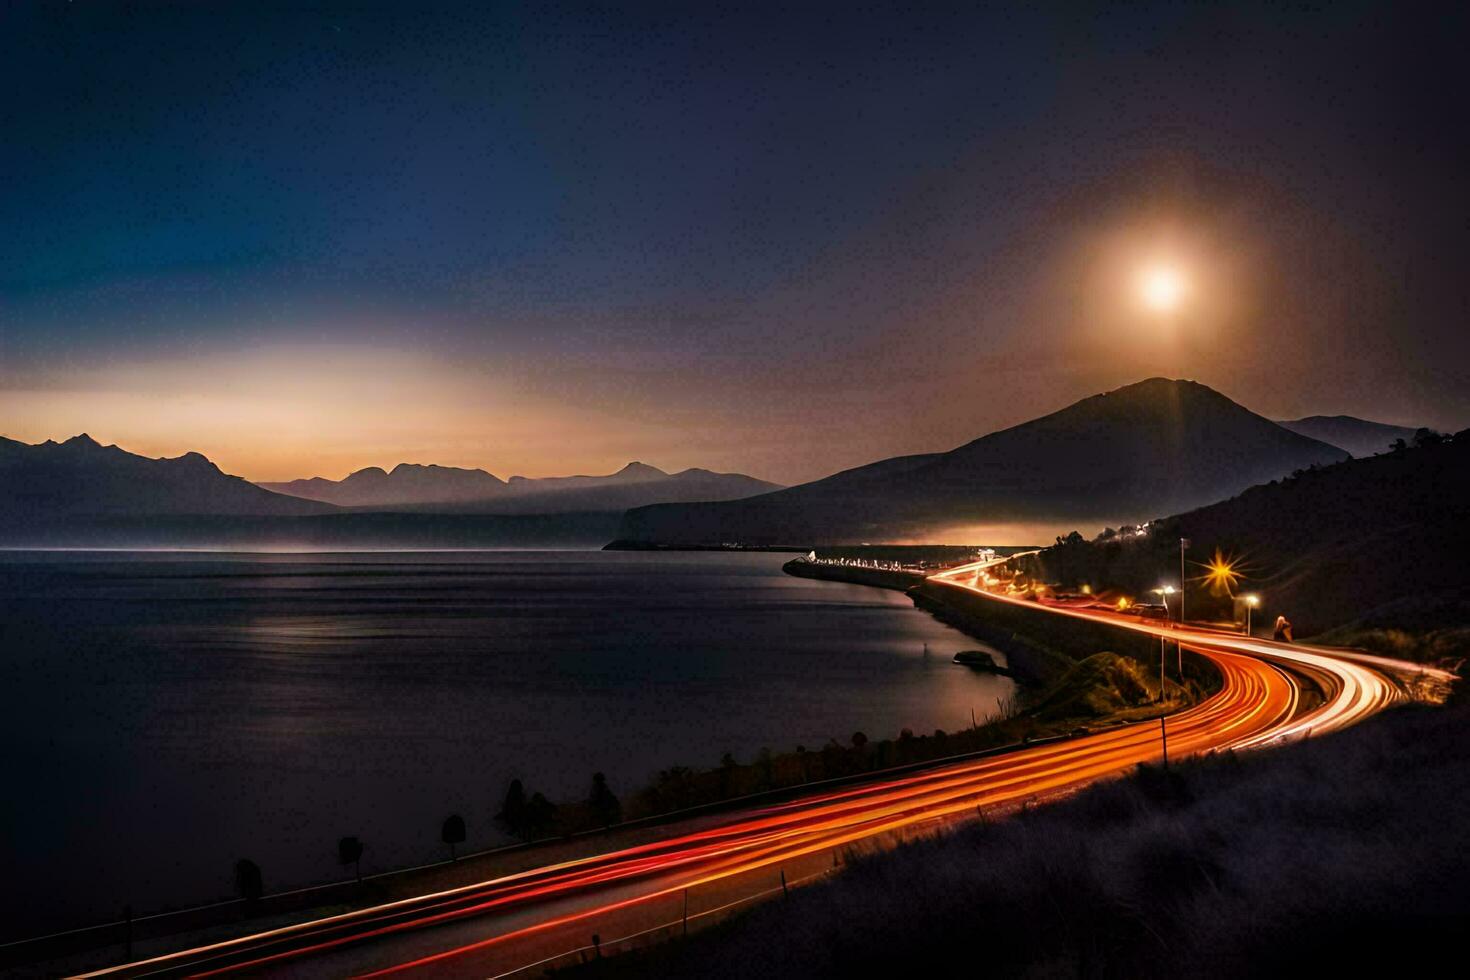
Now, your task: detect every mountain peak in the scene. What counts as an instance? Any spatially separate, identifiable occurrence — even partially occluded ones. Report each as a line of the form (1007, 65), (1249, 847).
(64, 433), (102, 449)
(617, 377), (1351, 547)
(617, 461), (667, 479)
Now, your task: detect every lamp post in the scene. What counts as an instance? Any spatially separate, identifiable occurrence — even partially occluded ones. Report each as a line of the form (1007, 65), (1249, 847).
(1243, 594), (1260, 636)
(1153, 585), (1176, 690)
(1179, 537), (1190, 624)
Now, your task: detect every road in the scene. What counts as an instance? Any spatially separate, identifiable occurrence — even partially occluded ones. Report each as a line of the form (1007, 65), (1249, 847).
(75, 558), (1451, 978)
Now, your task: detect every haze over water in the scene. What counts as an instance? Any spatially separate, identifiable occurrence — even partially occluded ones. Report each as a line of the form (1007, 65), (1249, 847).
(0, 550), (1010, 935)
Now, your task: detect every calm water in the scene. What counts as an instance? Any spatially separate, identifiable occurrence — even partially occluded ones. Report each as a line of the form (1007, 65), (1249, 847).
(0, 550), (1009, 935)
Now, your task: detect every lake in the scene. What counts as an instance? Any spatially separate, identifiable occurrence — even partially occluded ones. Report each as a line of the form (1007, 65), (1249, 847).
(0, 550), (1010, 936)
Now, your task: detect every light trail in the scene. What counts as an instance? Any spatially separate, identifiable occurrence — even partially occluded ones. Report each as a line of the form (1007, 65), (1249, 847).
(71, 557), (1448, 979)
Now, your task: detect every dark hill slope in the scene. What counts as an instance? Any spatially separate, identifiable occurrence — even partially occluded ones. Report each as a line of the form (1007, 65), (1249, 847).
(1025, 432), (1470, 637)
(615, 379), (1349, 546)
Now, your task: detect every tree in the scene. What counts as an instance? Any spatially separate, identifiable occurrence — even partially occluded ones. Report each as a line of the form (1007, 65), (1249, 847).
(851, 731), (868, 751)
(755, 747), (775, 790)
(718, 752), (738, 798)
(496, 779), (529, 841)
(441, 813), (466, 861)
(234, 858), (263, 903)
(1413, 427), (1444, 448)
(586, 772), (622, 828)
(525, 793), (557, 839)
(338, 836), (365, 883)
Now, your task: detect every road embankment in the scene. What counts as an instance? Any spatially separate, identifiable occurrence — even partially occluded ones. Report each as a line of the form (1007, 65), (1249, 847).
(780, 558), (925, 591)
(781, 560), (1212, 694)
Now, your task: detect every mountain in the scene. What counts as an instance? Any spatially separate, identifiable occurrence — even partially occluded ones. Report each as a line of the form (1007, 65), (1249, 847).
(260, 463), (508, 506)
(0, 435), (335, 521)
(505, 461), (670, 493)
(1276, 415), (1424, 458)
(260, 461), (782, 513)
(612, 379), (1352, 547)
(453, 466), (783, 514)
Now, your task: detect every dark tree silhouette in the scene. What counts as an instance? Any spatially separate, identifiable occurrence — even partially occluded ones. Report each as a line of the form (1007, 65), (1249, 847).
(587, 772), (622, 828)
(338, 835), (365, 882)
(441, 813), (466, 860)
(851, 731), (868, 750)
(1413, 427), (1444, 448)
(718, 752), (738, 798)
(525, 792), (557, 839)
(234, 858), (263, 903)
(496, 779), (529, 841)
(755, 747), (775, 790)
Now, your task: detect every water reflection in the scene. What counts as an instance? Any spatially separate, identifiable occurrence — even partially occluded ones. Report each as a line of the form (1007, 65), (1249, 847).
(0, 550), (1010, 936)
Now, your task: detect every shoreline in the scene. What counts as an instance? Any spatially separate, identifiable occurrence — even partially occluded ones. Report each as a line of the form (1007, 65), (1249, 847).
(13, 554), (1184, 974)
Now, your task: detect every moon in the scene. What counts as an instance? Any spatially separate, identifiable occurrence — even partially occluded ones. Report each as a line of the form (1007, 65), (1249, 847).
(1140, 266), (1185, 312)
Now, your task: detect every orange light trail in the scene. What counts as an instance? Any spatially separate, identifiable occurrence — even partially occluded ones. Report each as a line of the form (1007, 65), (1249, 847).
(74, 556), (1450, 979)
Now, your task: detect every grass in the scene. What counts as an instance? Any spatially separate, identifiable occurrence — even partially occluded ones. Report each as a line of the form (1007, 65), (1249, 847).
(565, 697), (1470, 978)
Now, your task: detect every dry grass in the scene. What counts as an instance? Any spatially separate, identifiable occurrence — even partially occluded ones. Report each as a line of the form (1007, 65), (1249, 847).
(569, 700), (1470, 978)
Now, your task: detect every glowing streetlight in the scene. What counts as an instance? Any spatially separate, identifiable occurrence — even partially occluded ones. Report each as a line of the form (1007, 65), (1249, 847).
(1203, 549), (1244, 594)
(1243, 593), (1261, 636)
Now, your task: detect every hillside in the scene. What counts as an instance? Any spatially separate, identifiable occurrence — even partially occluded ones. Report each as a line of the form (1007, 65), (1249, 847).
(614, 379), (1350, 547)
(1277, 414), (1423, 457)
(0, 435), (335, 523)
(568, 699), (1470, 980)
(1021, 431), (1470, 639)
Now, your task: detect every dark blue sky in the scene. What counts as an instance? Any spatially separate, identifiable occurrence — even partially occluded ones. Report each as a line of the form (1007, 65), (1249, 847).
(2, 2), (1465, 481)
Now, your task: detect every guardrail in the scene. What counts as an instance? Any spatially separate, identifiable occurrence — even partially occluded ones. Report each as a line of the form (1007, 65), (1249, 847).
(2, 725), (1095, 968)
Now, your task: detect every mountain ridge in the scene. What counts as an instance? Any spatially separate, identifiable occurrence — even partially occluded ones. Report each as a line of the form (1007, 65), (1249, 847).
(1276, 415), (1425, 458)
(613, 378), (1351, 547)
(260, 459), (780, 511)
(0, 435), (336, 519)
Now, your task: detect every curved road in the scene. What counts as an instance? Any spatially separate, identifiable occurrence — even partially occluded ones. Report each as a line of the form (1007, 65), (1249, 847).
(77, 559), (1450, 978)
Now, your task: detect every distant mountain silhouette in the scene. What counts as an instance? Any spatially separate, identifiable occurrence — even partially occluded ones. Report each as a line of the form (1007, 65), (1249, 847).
(450, 466), (783, 514)
(1276, 415), (1424, 458)
(613, 379), (1351, 547)
(506, 461), (670, 492)
(260, 460), (781, 513)
(261, 463), (508, 506)
(0, 434), (335, 521)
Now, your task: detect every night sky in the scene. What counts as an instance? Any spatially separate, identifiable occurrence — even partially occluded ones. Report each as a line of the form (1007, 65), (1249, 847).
(2, 1), (1466, 483)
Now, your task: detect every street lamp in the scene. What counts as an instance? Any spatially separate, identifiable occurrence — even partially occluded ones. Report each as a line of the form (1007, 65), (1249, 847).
(1153, 585), (1175, 619)
(1243, 593), (1260, 636)
(1153, 585), (1178, 691)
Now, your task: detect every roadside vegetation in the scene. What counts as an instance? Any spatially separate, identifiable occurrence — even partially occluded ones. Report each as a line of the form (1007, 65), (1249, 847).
(477, 574), (1209, 836)
(566, 694), (1470, 979)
